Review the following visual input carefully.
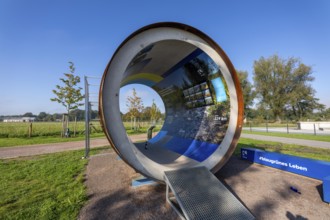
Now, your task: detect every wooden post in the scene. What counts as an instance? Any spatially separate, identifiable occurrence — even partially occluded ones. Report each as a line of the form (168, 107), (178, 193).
(61, 114), (65, 137)
(74, 116), (77, 137)
(28, 122), (32, 138)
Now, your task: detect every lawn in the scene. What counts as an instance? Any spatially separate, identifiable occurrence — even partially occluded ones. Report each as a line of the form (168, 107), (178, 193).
(236, 137), (330, 162)
(242, 130), (330, 142)
(0, 147), (109, 220)
(1, 138), (329, 219)
(0, 133), (105, 148)
(0, 121), (162, 138)
(0, 121), (163, 147)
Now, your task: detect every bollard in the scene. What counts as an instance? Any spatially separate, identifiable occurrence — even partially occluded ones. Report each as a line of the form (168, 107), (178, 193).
(147, 125), (156, 140)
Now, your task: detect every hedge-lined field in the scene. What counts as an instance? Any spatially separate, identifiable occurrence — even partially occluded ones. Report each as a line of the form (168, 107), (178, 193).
(0, 121), (163, 138)
(0, 122), (102, 138)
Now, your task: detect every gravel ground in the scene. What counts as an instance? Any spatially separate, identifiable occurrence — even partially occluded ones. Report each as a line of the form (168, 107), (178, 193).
(78, 150), (330, 220)
(78, 151), (179, 220)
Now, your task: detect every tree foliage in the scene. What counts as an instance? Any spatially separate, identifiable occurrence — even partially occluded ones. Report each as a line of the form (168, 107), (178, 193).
(150, 99), (161, 123)
(50, 62), (84, 115)
(126, 88), (144, 130)
(253, 55), (321, 122)
(237, 70), (256, 118)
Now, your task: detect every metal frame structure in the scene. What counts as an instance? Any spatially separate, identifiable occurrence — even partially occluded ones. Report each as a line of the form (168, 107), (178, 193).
(84, 75), (101, 158)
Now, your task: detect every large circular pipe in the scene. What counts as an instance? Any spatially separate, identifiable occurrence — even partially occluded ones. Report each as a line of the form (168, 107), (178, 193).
(99, 22), (243, 181)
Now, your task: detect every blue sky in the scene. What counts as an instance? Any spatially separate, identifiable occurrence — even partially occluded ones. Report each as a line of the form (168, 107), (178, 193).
(0, 0), (329, 115)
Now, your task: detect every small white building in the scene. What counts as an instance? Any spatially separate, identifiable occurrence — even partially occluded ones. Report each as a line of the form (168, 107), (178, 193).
(297, 121), (330, 130)
(3, 117), (36, 123)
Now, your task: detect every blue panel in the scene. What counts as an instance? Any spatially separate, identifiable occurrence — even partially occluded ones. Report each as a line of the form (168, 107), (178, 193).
(148, 131), (167, 144)
(323, 176), (330, 203)
(131, 176), (156, 188)
(164, 137), (192, 155)
(241, 148), (330, 180)
(211, 77), (227, 102)
(164, 137), (218, 162)
(186, 141), (219, 162)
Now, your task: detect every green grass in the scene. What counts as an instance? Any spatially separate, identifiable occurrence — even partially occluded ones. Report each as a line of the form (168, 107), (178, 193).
(0, 147), (109, 220)
(0, 133), (105, 148)
(0, 121), (162, 138)
(236, 137), (330, 162)
(0, 122), (93, 138)
(0, 121), (163, 147)
(242, 130), (330, 142)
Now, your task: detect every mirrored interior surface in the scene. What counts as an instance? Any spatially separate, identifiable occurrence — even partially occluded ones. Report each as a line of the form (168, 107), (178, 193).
(121, 40), (230, 163)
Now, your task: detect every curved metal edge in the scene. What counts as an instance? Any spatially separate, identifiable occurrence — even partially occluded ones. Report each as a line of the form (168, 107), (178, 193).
(99, 22), (244, 176)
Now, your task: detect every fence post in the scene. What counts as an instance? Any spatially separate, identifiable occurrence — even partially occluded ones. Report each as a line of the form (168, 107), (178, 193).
(74, 116), (77, 137)
(287, 119), (289, 134)
(266, 117), (269, 133)
(314, 123), (316, 135)
(28, 122), (33, 138)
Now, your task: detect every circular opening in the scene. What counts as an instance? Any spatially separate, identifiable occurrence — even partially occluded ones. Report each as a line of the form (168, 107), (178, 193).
(99, 23), (243, 181)
(119, 84), (165, 135)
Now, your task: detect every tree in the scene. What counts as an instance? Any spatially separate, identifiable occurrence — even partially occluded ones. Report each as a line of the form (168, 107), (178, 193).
(23, 112), (35, 117)
(37, 112), (48, 121)
(237, 70), (256, 119)
(50, 62), (84, 117)
(126, 88), (144, 130)
(150, 99), (161, 124)
(253, 55), (320, 122)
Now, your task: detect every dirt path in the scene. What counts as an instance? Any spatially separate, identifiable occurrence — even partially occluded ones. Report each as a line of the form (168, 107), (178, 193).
(0, 133), (152, 159)
(79, 150), (330, 220)
(78, 151), (179, 220)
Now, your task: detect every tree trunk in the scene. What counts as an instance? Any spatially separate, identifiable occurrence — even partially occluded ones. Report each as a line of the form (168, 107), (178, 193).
(134, 117), (136, 131)
(275, 115), (281, 123)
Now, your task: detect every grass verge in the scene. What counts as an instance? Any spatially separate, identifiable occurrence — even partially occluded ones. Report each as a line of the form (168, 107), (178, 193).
(236, 137), (330, 162)
(242, 130), (330, 142)
(0, 147), (110, 220)
(0, 133), (105, 148)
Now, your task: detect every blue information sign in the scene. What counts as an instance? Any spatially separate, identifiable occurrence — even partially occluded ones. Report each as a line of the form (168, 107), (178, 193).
(241, 148), (330, 203)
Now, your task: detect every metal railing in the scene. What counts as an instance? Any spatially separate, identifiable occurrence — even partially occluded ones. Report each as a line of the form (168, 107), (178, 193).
(84, 76), (101, 158)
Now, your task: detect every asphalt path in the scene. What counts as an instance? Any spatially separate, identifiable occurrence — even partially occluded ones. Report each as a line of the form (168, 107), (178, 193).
(1, 132), (329, 159)
(0, 133), (150, 159)
(241, 133), (330, 149)
(242, 127), (330, 135)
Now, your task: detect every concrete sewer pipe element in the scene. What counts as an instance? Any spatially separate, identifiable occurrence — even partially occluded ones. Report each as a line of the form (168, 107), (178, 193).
(99, 22), (244, 182)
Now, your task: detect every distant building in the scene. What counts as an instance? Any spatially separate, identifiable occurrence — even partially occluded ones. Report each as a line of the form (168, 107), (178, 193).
(3, 117), (36, 123)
